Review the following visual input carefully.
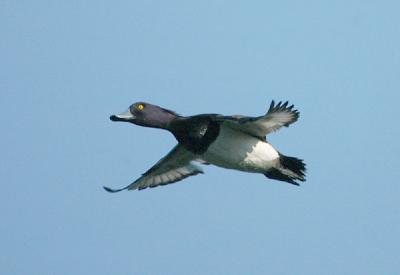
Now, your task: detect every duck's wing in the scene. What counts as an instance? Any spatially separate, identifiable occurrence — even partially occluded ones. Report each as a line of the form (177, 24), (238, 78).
(216, 100), (299, 140)
(104, 144), (203, 192)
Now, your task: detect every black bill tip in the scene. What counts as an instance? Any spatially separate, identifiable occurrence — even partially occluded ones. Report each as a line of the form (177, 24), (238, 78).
(110, 115), (119, 121)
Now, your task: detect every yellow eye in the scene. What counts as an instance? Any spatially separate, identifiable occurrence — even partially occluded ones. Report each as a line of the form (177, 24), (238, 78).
(137, 104), (145, 110)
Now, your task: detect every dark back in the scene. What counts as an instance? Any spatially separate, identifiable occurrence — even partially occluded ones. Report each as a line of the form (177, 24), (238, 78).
(169, 115), (220, 154)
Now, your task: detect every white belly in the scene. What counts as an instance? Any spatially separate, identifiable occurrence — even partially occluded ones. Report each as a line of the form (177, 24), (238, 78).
(202, 126), (279, 172)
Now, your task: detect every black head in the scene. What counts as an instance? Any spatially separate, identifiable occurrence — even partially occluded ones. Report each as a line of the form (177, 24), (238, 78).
(110, 102), (179, 129)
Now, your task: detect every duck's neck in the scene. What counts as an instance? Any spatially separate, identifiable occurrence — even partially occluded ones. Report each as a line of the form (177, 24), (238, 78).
(141, 111), (178, 129)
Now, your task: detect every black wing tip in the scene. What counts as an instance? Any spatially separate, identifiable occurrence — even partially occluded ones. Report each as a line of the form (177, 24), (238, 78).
(268, 99), (300, 119)
(138, 169), (204, 191)
(269, 100), (275, 110)
(103, 186), (128, 193)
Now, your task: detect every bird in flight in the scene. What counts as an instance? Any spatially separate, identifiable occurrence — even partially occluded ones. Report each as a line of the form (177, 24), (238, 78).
(104, 100), (306, 192)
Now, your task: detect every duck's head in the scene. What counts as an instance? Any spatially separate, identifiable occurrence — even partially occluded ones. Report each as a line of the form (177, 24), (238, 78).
(110, 102), (179, 129)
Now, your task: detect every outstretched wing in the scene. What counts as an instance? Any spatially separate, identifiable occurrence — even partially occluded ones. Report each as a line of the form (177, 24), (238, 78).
(104, 144), (203, 192)
(216, 100), (299, 139)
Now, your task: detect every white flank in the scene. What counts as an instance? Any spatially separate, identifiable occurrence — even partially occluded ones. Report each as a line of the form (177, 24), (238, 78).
(202, 126), (279, 173)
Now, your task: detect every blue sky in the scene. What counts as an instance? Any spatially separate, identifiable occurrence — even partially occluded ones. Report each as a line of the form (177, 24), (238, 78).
(1, 0), (400, 274)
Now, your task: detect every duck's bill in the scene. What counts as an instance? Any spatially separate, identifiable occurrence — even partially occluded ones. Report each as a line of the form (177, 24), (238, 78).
(110, 110), (135, 122)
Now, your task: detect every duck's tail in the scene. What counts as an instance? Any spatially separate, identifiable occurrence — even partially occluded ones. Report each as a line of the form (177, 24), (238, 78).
(264, 153), (306, 186)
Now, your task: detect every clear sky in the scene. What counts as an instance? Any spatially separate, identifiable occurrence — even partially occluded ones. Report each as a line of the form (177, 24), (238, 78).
(1, 1), (400, 274)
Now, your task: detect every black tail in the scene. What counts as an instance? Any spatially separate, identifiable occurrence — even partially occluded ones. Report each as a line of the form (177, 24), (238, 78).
(264, 154), (306, 185)
(280, 154), (306, 180)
